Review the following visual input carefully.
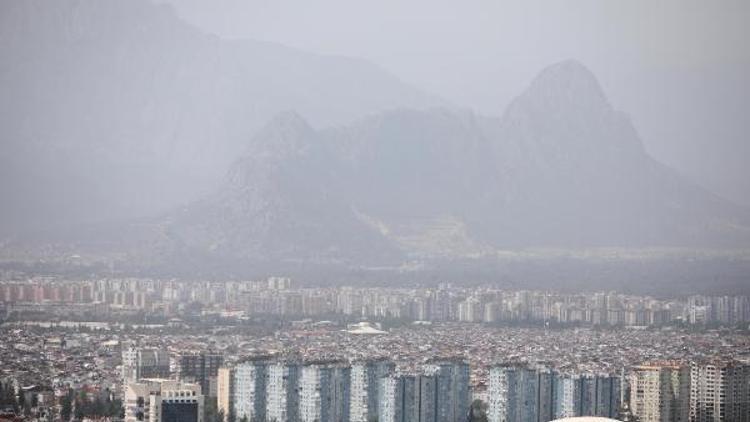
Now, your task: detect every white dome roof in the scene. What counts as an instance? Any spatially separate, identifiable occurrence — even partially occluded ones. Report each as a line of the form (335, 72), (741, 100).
(552, 418), (622, 422)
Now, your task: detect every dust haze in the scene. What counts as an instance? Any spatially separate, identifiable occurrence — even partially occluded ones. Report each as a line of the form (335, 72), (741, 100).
(1, 0), (749, 286)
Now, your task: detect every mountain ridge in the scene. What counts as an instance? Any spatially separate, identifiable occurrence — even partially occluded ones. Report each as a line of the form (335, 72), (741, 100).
(130, 60), (750, 271)
(2, 0), (748, 272)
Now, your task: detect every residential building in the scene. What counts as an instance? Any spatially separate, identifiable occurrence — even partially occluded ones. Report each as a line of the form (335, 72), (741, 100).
(178, 353), (224, 398)
(629, 362), (690, 422)
(350, 359), (395, 422)
(299, 361), (350, 422)
(122, 347), (171, 385)
(267, 362), (301, 422)
(689, 359), (750, 422)
(124, 379), (203, 422)
(423, 359), (470, 422)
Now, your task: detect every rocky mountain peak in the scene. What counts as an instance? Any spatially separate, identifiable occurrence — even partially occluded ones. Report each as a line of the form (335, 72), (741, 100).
(244, 111), (315, 157)
(502, 59), (644, 163)
(520, 59), (610, 113)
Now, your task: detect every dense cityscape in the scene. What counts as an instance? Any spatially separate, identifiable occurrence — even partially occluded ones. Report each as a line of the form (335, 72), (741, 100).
(3, 0), (750, 421)
(3, 277), (750, 326)
(1, 277), (749, 421)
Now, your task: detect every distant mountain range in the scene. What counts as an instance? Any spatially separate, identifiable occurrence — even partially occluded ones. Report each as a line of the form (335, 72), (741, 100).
(1, 1), (749, 274)
(145, 60), (747, 269)
(0, 0), (443, 235)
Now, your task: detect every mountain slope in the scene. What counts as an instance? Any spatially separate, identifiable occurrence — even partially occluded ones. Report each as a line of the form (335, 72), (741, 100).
(164, 112), (401, 264)
(151, 60), (750, 269)
(478, 60), (748, 248)
(3, 59), (748, 271)
(0, 0), (444, 235)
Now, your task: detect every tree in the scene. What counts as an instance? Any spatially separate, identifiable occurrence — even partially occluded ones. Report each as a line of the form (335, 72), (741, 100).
(0, 382), (9, 405)
(91, 395), (106, 417)
(74, 391), (86, 420)
(469, 399), (488, 422)
(108, 398), (124, 418)
(0, 381), (19, 413)
(17, 390), (27, 415)
(60, 391), (73, 421)
(204, 398), (219, 422)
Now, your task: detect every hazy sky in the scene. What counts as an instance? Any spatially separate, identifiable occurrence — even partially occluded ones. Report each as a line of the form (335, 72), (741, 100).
(164, 0), (750, 205)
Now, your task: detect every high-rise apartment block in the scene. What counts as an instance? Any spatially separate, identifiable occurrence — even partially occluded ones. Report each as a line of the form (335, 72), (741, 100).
(689, 359), (750, 422)
(267, 362), (301, 422)
(299, 360), (351, 422)
(234, 357), (271, 421)
(350, 359), (396, 422)
(424, 359), (471, 422)
(629, 362), (690, 422)
(379, 374), (418, 422)
(553, 374), (621, 419)
(178, 353), (224, 398)
(488, 363), (621, 422)
(122, 346), (171, 385)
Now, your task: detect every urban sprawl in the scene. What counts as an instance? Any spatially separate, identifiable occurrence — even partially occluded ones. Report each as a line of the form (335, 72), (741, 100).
(1, 277), (749, 422)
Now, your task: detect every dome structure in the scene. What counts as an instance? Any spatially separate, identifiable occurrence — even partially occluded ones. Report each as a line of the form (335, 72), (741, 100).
(345, 321), (387, 334)
(552, 418), (622, 422)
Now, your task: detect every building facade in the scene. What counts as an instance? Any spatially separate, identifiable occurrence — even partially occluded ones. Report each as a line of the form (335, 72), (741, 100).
(299, 361), (350, 422)
(233, 358), (271, 421)
(122, 347), (171, 385)
(178, 353), (224, 398)
(350, 359), (395, 422)
(266, 362), (300, 422)
(629, 362), (690, 422)
(380, 375), (416, 422)
(423, 359), (470, 422)
(689, 359), (750, 422)
(124, 379), (203, 422)
(488, 363), (621, 422)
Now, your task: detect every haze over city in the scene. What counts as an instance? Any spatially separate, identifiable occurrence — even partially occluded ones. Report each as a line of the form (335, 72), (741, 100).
(1, 1), (749, 422)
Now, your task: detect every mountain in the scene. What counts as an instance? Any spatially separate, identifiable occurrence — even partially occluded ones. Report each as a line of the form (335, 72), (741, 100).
(0, 0), (444, 236)
(141, 60), (750, 271)
(158, 109), (494, 266)
(164, 112), (401, 265)
(479, 60), (749, 248)
(3, 34), (749, 272)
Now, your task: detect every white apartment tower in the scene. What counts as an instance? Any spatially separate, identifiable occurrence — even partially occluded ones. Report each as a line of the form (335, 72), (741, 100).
(232, 358), (270, 421)
(690, 359), (750, 422)
(299, 361), (350, 422)
(350, 359), (395, 422)
(266, 362), (300, 422)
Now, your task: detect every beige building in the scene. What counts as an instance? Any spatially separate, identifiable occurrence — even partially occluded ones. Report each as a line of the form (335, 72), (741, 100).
(629, 362), (690, 422)
(216, 367), (233, 418)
